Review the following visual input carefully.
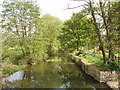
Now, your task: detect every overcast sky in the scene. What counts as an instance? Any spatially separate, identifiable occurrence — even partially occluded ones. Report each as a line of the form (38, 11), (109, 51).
(0, 0), (85, 21)
(38, 0), (84, 21)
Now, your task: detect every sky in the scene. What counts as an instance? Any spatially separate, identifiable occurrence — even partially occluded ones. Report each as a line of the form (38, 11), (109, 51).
(38, 0), (84, 21)
(0, 0), (84, 21)
(0, 0), (119, 21)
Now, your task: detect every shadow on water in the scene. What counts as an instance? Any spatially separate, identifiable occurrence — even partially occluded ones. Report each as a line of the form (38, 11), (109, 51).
(1, 53), (110, 89)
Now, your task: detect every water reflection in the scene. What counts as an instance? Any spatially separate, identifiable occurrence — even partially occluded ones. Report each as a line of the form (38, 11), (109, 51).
(2, 61), (109, 88)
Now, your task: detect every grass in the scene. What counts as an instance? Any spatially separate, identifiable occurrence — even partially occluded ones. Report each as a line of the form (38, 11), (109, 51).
(1, 59), (28, 78)
(2, 65), (27, 77)
(74, 50), (120, 71)
(81, 53), (110, 71)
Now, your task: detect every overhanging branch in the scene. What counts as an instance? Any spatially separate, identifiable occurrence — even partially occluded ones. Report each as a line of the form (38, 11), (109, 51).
(64, 5), (82, 10)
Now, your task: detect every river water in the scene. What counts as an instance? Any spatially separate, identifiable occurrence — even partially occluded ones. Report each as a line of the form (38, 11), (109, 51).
(1, 55), (109, 89)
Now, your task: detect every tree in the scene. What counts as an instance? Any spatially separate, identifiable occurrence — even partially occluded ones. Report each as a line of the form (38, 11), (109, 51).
(95, 0), (120, 61)
(69, 0), (119, 64)
(60, 12), (95, 51)
(88, 0), (107, 64)
(111, 1), (120, 44)
(41, 14), (63, 57)
(110, 1), (120, 62)
(1, 0), (41, 62)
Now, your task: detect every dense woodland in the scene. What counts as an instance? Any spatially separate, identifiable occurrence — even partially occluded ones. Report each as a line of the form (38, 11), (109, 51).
(0, 0), (120, 76)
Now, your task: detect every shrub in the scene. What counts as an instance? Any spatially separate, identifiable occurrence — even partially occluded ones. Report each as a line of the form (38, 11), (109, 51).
(109, 60), (120, 71)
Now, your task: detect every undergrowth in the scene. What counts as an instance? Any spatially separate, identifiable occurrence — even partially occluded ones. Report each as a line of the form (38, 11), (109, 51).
(74, 50), (120, 71)
(2, 59), (28, 77)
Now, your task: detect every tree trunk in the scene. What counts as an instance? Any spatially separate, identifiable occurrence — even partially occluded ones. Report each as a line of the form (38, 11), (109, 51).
(89, 0), (107, 64)
(99, 0), (114, 61)
(13, 7), (25, 56)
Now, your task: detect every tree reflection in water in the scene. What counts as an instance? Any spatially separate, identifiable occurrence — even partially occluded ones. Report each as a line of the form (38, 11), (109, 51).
(2, 59), (109, 88)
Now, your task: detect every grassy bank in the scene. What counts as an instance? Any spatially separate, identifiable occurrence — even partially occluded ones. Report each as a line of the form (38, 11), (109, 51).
(73, 50), (120, 71)
(1, 60), (28, 78)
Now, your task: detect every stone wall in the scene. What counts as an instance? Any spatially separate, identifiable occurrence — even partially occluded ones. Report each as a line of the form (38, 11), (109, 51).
(107, 81), (119, 89)
(70, 53), (119, 83)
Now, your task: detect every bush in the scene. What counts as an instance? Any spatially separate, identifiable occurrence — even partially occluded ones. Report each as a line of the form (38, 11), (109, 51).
(2, 64), (28, 77)
(109, 60), (120, 71)
(14, 54), (25, 65)
(75, 50), (84, 56)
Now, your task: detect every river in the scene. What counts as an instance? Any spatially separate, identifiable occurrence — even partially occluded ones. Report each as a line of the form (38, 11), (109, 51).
(1, 55), (109, 88)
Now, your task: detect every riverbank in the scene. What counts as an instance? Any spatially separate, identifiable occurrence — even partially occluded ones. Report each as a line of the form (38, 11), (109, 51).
(70, 53), (120, 89)
(1, 57), (109, 88)
(1, 60), (28, 78)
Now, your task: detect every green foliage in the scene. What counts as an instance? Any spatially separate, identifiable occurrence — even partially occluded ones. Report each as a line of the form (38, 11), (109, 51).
(59, 12), (95, 51)
(41, 14), (63, 57)
(111, 1), (120, 46)
(108, 60), (120, 71)
(1, 0), (41, 61)
(1, 0), (63, 65)
(2, 64), (27, 77)
(1, 0), (119, 76)
(73, 50), (85, 56)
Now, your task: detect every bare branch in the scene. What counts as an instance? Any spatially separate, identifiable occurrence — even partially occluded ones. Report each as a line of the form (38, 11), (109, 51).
(64, 5), (81, 10)
(70, 0), (83, 1)
(64, 4), (88, 10)
(70, 0), (87, 2)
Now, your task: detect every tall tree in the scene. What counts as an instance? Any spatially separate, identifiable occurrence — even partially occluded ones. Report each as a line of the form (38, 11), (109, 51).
(88, 0), (107, 64)
(60, 12), (95, 51)
(1, 0), (41, 61)
(69, 0), (119, 64)
(41, 14), (63, 57)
